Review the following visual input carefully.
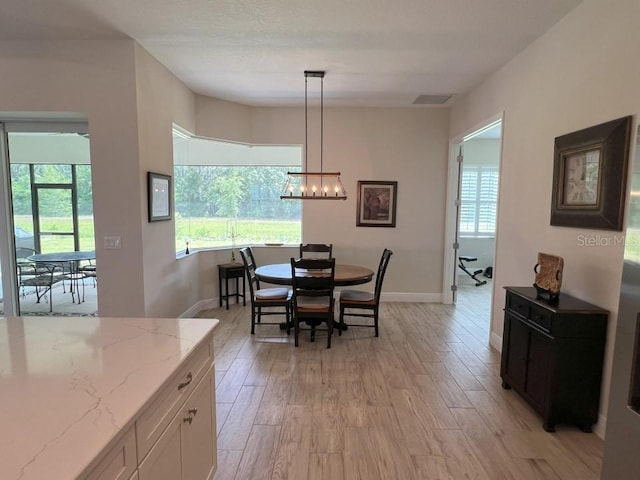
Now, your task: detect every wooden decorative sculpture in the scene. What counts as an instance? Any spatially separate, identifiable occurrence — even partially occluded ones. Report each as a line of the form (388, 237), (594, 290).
(533, 252), (564, 301)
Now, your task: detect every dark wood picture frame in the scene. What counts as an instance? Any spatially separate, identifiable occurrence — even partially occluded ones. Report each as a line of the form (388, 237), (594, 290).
(550, 116), (632, 230)
(148, 172), (172, 222)
(356, 180), (398, 227)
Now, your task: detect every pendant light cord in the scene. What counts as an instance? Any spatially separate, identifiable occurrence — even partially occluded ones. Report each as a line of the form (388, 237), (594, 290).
(320, 75), (324, 188)
(304, 75), (308, 172)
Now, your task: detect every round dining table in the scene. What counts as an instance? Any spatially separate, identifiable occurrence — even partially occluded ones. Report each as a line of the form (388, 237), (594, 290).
(28, 251), (96, 304)
(255, 263), (374, 331)
(255, 263), (374, 286)
(28, 250), (96, 264)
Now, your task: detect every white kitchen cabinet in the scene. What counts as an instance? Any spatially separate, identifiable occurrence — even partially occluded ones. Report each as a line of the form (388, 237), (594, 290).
(84, 334), (217, 480)
(138, 412), (183, 480)
(3, 317), (219, 480)
(83, 427), (137, 480)
(138, 367), (216, 480)
(181, 371), (216, 480)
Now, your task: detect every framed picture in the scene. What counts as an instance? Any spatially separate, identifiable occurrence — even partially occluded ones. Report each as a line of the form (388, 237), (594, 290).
(148, 172), (172, 222)
(551, 116), (632, 230)
(356, 180), (398, 227)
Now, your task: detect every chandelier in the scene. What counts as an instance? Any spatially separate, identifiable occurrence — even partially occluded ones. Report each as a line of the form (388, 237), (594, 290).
(280, 71), (347, 200)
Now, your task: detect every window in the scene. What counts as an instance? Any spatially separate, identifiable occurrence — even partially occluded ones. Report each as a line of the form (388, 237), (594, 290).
(460, 165), (498, 236)
(172, 129), (302, 252)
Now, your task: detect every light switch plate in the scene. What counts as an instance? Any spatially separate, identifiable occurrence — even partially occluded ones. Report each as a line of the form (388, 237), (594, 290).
(104, 236), (121, 249)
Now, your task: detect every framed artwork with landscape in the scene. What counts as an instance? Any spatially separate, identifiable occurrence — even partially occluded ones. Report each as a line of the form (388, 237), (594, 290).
(148, 172), (172, 222)
(356, 180), (398, 227)
(550, 116), (631, 231)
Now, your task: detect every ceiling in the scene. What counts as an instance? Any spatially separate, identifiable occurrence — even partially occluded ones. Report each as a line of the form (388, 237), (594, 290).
(0, 0), (582, 107)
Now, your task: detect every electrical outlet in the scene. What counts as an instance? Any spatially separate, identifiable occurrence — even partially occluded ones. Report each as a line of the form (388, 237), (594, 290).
(104, 236), (121, 249)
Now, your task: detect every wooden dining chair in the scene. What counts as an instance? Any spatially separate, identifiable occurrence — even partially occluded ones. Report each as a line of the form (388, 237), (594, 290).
(299, 243), (333, 259)
(290, 257), (336, 348)
(338, 249), (393, 337)
(240, 247), (292, 334)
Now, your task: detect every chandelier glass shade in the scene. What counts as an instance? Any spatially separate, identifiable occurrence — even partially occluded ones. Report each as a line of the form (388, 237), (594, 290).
(280, 71), (347, 201)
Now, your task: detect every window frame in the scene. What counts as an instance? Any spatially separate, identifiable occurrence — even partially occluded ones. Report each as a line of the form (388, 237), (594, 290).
(172, 129), (303, 254)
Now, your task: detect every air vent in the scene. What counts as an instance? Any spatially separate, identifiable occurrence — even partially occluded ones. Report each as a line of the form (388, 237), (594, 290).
(412, 94), (453, 105)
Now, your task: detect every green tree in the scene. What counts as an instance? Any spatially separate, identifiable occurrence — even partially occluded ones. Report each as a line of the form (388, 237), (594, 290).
(213, 170), (245, 217)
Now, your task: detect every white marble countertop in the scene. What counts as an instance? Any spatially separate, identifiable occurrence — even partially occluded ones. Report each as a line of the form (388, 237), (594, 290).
(0, 316), (219, 480)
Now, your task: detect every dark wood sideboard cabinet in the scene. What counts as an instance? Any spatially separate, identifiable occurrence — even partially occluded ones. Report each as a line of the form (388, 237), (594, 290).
(500, 286), (608, 432)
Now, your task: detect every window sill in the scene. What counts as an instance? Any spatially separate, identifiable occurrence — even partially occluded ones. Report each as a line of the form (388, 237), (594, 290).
(175, 243), (296, 260)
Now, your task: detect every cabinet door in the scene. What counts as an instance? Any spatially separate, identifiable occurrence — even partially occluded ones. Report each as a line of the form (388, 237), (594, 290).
(182, 371), (216, 480)
(524, 328), (551, 410)
(84, 428), (136, 480)
(502, 313), (529, 390)
(138, 415), (183, 480)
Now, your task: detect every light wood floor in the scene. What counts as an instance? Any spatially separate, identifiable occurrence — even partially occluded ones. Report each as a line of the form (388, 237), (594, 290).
(199, 286), (604, 480)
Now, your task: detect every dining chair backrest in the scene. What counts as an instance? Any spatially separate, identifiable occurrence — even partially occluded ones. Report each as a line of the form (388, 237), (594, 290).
(15, 247), (37, 261)
(374, 249), (393, 302)
(291, 257), (336, 296)
(291, 257), (336, 348)
(240, 246), (291, 335)
(239, 247), (260, 295)
(299, 243), (333, 259)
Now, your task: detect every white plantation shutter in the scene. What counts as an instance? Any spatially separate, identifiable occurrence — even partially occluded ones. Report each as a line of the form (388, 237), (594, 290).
(460, 166), (498, 236)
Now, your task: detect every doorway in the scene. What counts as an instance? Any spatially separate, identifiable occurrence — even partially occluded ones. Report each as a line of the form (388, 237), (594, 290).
(443, 117), (503, 335)
(0, 121), (97, 316)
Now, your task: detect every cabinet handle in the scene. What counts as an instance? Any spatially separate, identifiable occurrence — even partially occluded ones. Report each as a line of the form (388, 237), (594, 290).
(188, 408), (198, 416)
(178, 372), (193, 391)
(183, 415), (193, 424)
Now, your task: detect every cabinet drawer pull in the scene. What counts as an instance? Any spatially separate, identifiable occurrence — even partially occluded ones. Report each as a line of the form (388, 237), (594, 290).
(188, 408), (198, 416)
(183, 415), (193, 424)
(178, 372), (193, 391)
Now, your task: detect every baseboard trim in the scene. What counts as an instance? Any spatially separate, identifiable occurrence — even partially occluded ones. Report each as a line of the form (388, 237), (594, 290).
(593, 413), (606, 439)
(181, 298), (218, 318)
(490, 332), (502, 353)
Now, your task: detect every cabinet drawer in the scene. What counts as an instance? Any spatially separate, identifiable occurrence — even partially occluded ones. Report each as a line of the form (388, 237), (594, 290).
(84, 427), (136, 480)
(136, 335), (213, 461)
(529, 305), (552, 333)
(506, 292), (530, 318)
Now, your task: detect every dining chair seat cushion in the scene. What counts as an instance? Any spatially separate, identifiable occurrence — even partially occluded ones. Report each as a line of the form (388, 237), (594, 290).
(340, 289), (375, 303)
(297, 296), (331, 311)
(255, 287), (290, 300)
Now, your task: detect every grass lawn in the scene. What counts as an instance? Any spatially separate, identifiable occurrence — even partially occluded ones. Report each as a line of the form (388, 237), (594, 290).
(14, 215), (300, 252)
(176, 217), (300, 250)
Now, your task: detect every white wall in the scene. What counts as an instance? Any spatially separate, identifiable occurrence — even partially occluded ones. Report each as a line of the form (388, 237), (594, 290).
(0, 40), (146, 317)
(193, 104), (451, 300)
(457, 238), (493, 285)
(134, 44), (199, 317)
(0, 39), (451, 318)
(450, 0), (640, 436)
